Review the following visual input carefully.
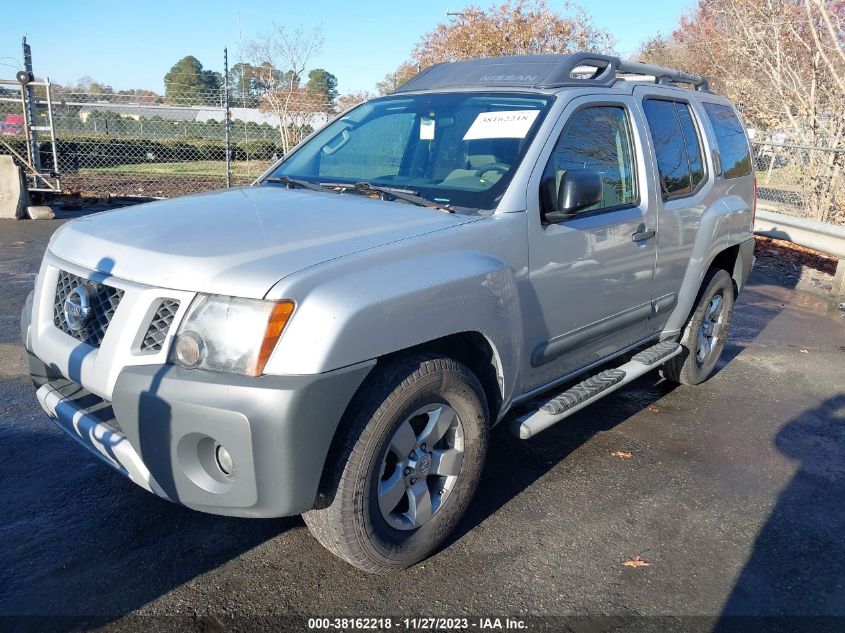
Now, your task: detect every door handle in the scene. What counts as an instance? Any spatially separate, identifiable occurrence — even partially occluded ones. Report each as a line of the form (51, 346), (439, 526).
(632, 223), (656, 242)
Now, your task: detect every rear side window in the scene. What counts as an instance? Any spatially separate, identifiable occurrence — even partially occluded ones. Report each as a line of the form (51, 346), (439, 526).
(702, 103), (751, 178)
(545, 106), (637, 213)
(643, 99), (706, 199)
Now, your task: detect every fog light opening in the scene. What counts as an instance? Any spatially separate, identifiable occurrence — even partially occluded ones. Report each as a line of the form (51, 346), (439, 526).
(215, 443), (233, 476)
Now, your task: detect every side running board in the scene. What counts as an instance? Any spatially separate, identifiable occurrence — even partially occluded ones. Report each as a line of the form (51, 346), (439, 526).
(512, 340), (682, 440)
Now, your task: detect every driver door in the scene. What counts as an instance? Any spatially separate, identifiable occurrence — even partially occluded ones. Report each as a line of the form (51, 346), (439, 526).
(522, 96), (658, 391)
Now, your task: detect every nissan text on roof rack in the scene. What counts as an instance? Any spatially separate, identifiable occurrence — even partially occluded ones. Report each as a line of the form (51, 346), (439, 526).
(21, 53), (756, 572)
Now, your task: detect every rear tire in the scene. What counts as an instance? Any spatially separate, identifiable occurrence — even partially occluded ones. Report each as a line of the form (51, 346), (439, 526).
(303, 354), (489, 573)
(662, 268), (735, 385)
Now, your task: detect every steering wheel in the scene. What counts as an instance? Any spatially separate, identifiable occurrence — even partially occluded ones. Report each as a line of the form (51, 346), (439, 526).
(474, 162), (510, 179)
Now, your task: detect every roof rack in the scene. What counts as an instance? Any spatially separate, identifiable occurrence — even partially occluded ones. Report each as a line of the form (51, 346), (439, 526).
(393, 52), (710, 94)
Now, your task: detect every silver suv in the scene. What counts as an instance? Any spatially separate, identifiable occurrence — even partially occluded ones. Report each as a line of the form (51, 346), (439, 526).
(21, 53), (755, 572)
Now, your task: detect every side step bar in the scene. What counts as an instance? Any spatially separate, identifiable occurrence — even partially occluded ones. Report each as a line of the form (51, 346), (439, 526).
(512, 340), (682, 440)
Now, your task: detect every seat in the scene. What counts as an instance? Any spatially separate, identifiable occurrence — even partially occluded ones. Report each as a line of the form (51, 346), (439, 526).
(441, 139), (520, 188)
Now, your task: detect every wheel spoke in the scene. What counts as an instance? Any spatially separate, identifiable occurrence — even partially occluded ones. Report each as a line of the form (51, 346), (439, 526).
(378, 469), (407, 514)
(406, 480), (433, 527)
(418, 406), (456, 447)
(389, 420), (416, 457)
(431, 448), (463, 477)
(697, 331), (708, 360)
(710, 321), (722, 340)
(709, 295), (722, 318)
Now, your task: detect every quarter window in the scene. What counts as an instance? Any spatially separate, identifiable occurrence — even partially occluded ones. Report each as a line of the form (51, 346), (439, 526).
(545, 106), (637, 213)
(643, 99), (706, 199)
(702, 102), (752, 178)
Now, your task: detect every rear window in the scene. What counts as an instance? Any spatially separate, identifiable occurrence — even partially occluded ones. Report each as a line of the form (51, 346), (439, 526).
(702, 103), (751, 178)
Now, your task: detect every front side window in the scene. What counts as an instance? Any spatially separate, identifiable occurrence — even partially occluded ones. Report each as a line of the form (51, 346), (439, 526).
(702, 102), (752, 178)
(543, 105), (637, 213)
(643, 99), (706, 199)
(268, 92), (554, 212)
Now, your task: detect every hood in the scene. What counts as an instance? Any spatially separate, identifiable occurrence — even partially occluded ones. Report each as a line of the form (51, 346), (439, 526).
(49, 186), (478, 298)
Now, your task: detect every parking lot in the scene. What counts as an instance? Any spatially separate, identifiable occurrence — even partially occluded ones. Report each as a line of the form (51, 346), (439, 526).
(1, 212), (844, 631)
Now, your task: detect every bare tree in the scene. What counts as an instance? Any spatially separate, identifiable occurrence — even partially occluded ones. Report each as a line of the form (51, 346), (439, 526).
(645, 0), (845, 222)
(376, 62), (419, 96)
(336, 90), (374, 111)
(246, 25), (325, 154)
(635, 33), (687, 69)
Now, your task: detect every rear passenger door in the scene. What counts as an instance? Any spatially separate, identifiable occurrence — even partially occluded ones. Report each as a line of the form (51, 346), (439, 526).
(636, 91), (714, 333)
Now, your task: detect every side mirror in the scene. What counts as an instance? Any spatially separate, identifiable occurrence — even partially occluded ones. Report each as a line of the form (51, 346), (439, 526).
(541, 169), (603, 223)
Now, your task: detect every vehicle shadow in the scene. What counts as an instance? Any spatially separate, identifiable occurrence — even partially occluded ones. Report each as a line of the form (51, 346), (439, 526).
(445, 263), (798, 555)
(713, 394), (845, 633)
(446, 333), (748, 549)
(0, 417), (295, 627)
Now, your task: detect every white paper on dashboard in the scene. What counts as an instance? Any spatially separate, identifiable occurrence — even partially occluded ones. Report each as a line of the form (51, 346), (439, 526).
(463, 110), (540, 140)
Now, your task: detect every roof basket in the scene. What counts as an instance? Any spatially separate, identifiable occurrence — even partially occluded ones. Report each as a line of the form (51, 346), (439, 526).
(393, 52), (710, 93)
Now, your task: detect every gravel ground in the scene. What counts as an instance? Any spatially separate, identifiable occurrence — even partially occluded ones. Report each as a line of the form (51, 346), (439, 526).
(1, 212), (844, 632)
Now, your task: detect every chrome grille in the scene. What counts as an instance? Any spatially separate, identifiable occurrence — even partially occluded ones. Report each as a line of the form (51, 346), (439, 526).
(140, 300), (180, 352)
(53, 270), (124, 347)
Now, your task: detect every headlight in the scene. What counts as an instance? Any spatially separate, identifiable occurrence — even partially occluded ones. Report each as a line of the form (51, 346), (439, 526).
(169, 294), (295, 376)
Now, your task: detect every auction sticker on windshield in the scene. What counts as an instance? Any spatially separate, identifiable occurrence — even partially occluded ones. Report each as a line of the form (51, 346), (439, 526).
(463, 109), (540, 140)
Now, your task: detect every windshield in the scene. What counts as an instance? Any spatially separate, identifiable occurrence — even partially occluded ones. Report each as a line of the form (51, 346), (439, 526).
(265, 92), (554, 212)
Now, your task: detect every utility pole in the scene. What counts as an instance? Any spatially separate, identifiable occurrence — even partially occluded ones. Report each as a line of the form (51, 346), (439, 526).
(224, 47), (232, 188)
(22, 36), (41, 173)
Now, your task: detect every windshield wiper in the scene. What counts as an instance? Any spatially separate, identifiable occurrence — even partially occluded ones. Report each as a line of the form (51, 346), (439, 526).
(266, 176), (326, 192)
(321, 181), (454, 213)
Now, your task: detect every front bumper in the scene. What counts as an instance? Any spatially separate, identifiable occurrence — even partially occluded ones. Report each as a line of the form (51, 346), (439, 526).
(24, 296), (373, 517)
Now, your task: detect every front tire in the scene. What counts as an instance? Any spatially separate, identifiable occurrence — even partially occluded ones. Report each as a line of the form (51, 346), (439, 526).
(662, 268), (735, 385)
(303, 355), (489, 573)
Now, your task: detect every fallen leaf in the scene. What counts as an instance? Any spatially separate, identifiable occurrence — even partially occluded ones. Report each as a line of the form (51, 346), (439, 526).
(623, 555), (651, 568)
(611, 451), (633, 460)
(647, 406), (660, 413)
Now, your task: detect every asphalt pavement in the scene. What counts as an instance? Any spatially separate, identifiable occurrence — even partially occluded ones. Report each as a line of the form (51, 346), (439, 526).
(1, 212), (844, 632)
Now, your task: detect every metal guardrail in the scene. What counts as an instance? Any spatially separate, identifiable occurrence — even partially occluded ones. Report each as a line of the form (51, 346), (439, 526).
(754, 208), (845, 258)
(754, 206), (845, 297)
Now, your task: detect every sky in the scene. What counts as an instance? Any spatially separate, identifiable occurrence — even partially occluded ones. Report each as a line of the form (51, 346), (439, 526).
(0, 0), (691, 95)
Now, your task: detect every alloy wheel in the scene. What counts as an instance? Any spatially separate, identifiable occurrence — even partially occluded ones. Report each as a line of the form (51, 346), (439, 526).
(696, 293), (724, 364)
(377, 403), (465, 531)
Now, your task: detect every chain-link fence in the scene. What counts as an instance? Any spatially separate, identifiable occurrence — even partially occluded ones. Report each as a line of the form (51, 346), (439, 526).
(0, 83), (333, 198)
(0, 85), (29, 155)
(751, 141), (845, 225)
(4, 79), (844, 225)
